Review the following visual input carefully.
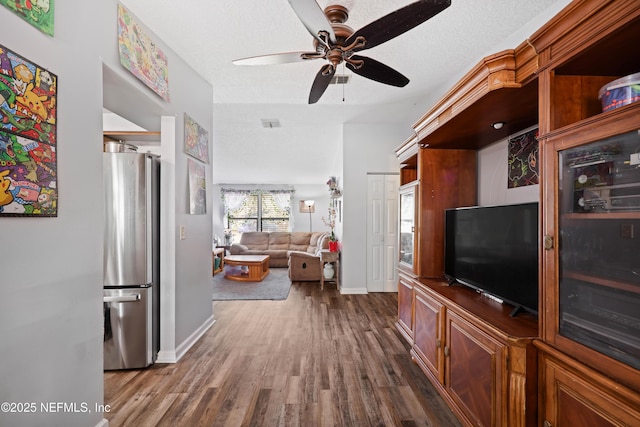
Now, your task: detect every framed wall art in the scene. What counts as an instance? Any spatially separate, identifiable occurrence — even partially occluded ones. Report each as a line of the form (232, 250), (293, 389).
(0, 0), (54, 36)
(188, 158), (206, 215)
(508, 127), (539, 188)
(0, 44), (58, 216)
(117, 4), (170, 101)
(184, 113), (209, 163)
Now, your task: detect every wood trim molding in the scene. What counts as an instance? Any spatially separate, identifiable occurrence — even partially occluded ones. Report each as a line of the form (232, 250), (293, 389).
(395, 134), (419, 162)
(534, 340), (640, 402)
(529, 0), (640, 72)
(515, 39), (539, 84)
(412, 48), (534, 143)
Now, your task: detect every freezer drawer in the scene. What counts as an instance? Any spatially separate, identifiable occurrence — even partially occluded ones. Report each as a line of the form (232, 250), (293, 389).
(103, 287), (154, 370)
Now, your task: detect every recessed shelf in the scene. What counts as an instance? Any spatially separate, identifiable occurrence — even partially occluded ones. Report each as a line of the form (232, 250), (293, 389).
(103, 131), (161, 143)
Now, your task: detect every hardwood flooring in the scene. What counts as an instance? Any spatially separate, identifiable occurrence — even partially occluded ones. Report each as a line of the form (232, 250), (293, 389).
(104, 280), (462, 426)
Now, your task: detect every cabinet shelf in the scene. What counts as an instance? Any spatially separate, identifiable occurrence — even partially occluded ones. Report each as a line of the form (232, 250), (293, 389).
(553, 14), (640, 78)
(562, 212), (640, 220)
(564, 271), (640, 295)
(531, 1), (640, 131)
(104, 131), (161, 141)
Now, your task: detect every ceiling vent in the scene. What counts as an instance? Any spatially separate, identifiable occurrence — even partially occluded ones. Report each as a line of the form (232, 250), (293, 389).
(330, 74), (350, 85)
(260, 119), (280, 128)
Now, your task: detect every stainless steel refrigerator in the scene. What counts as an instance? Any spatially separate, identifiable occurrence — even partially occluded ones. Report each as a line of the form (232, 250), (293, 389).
(103, 151), (160, 370)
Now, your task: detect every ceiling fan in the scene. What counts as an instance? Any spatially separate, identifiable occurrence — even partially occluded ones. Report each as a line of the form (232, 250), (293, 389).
(233, 0), (451, 104)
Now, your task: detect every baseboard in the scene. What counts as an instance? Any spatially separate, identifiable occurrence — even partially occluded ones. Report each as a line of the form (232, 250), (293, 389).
(95, 418), (109, 427)
(156, 315), (215, 364)
(340, 287), (368, 295)
(156, 349), (177, 364)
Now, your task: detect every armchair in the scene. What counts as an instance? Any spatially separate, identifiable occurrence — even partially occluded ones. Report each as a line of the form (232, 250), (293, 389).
(288, 251), (322, 282)
(287, 232), (330, 282)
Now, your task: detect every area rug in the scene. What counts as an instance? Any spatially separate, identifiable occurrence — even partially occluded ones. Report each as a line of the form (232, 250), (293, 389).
(212, 267), (292, 301)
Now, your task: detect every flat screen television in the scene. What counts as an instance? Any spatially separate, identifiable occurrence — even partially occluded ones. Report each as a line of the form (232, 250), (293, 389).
(444, 202), (539, 316)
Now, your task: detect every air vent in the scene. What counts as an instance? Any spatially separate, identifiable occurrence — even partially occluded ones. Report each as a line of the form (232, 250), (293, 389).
(260, 119), (280, 128)
(330, 74), (350, 85)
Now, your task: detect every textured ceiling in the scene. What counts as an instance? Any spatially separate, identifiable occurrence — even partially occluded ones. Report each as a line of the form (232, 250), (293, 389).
(116, 0), (572, 184)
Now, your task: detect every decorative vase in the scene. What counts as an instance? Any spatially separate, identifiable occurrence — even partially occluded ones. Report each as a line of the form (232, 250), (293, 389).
(329, 241), (338, 252)
(323, 263), (335, 280)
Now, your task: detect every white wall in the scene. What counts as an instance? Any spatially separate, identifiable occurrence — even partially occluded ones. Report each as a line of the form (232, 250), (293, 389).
(478, 125), (540, 206)
(0, 2), (213, 426)
(0, 3), (104, 426)
(291, 184), (335, 234)
(342, 123), (404, 293)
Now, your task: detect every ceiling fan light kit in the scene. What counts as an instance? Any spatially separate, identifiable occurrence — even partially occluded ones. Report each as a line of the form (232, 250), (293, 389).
(233, 0), (451, 104)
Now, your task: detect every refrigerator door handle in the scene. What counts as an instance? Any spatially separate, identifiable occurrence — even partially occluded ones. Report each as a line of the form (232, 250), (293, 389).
(145, 155), (153, 283)
(103, 294), (141, 303)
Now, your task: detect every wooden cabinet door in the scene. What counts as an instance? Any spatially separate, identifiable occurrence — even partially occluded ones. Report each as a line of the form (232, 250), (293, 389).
(417, 148), (476, 278)
(398, 183), (418, 274)
(396, 273), (414, 343)
(540, 351), (640, 427)
(540, 116), (640, 392)
(446, 311), (506, 427)
(413, 286), (444, 384)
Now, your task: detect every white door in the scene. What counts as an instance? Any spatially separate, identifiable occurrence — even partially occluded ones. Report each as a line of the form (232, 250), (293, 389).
(367, 174), (399, 292)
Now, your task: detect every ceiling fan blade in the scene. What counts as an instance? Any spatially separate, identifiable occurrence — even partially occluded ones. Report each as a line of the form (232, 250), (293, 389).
(233, 51), (321, 66)
(287, 0), (336, 46)
(346, 55), (409, 87)
(309, 64), (335, 104)
(345, 0), (451, 52)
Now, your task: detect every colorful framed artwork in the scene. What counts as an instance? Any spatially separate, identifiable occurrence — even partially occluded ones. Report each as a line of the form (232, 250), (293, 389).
(0, 0), (54, 36)
(117, 4), (170, 101)
(188, 158), (206, 215)
(508, 127), (539, 188)
(184, 113), (209, 163)
(0, 44), (57, 216)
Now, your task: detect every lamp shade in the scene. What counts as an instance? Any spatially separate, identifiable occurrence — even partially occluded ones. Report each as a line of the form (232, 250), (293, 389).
(299, 200), (315, 213)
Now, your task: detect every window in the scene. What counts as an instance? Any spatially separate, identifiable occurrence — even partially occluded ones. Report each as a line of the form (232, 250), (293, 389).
(221, 189), (294, 239)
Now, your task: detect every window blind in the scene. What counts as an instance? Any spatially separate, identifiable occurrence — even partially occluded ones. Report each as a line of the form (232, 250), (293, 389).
(221, 189), (294, 236)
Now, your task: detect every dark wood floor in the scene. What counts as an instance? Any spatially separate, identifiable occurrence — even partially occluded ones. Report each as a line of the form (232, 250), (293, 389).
(104, 280), (462, 426)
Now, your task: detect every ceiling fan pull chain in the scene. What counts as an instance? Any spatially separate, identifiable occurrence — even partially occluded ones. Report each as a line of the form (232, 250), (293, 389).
(342, 62), (346, 102)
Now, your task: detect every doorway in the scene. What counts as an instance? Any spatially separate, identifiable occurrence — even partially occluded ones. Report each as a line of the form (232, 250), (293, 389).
(366, 173), (399, 292)
(102, 63), (179, 363)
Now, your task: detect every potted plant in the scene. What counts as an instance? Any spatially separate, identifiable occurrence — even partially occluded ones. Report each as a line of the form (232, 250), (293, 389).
(322, 206), (339, 252)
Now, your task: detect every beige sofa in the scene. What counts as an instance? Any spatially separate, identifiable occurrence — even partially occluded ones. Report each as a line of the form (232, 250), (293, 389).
(229, 231), (328, 271)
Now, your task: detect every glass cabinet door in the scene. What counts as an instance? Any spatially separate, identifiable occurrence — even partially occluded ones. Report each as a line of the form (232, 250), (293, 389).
(557, 129), (640, 369)
(399, 184), (417, 270)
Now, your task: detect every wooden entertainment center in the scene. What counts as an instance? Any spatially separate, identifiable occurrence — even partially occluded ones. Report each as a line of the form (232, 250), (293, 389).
(395, 1), (640, 426)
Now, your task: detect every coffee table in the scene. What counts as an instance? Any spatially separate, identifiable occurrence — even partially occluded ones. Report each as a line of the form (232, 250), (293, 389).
(224, 255), (270, 282)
